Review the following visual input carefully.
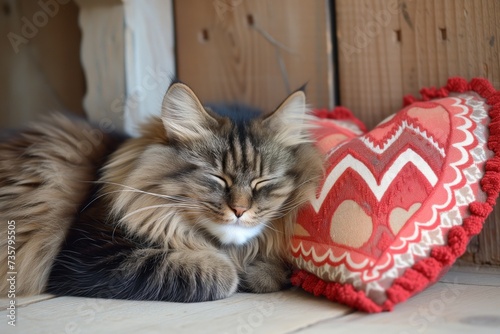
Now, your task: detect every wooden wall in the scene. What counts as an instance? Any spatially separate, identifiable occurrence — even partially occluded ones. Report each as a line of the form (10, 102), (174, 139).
(175, 0), (334, 112)
(0, 0), (85, 128)
(336, 0), (500, 129)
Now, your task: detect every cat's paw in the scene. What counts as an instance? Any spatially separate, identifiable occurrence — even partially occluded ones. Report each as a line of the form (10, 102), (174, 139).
(168, 250), (238, 302)
(239, 259), (291, 293)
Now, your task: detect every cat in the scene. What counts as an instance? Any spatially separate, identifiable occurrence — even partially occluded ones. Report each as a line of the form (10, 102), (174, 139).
(0, 83), (323, 302)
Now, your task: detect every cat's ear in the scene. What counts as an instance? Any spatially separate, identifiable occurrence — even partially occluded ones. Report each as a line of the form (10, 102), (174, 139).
(161, 83), (218, 142)
(263, 90), (313, 146)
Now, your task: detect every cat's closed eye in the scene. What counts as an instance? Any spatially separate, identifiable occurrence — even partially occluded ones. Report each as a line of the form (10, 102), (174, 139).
(209, 174), (231, 188)
(251, 178), (275, 191)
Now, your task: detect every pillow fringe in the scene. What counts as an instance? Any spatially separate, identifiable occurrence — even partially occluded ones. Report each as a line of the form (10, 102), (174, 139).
(313, 106), (368, 133)
(292, 77), (500, 313)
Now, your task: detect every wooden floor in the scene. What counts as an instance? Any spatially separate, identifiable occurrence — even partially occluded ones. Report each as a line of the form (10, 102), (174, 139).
(1, 266), (499, 334)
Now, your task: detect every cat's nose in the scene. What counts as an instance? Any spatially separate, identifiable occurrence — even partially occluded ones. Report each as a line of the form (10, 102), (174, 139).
(231, 206), (248, 218)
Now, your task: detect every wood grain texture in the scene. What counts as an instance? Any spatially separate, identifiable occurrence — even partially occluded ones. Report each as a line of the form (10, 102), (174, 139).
(440, 265), (500, 287)
(298, 283), (500, 334)
(398, 0), (500, 98)
(336, 0), (405, 129)
(75, 0), (126, 131)
(336, 0), (500, 129)
(20, 0), (86, 116)
(0, 0), (84, 128)
(175, 0), (333, 112)
(472, 202), (500, 265)
(0, 290), (351, 333)
(336, 0), (500, 266)
(122, 0), (176, 136)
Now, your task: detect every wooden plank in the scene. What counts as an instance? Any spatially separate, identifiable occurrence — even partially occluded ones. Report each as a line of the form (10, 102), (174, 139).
(122, 0), (176, 136)
(336, 0), (500, 126)
(472, 206), (500, 265)
(297, 283), (500, 333)
(175, 0), (333, 112)
(19, 0), (86, 116)
(336, 0), (404, 130)
(75, 0), (126, 131)
(0, 290), (351, 333)
(0, 0), (83, 128)
(441, 265), (500, 287)
(399, 0), (500, 94)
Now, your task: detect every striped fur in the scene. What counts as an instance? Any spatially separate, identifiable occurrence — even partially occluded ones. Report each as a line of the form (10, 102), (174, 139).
(1, 83), (323, 302)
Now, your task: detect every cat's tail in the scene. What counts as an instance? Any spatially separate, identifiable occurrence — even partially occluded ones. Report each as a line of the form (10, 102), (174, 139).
(0, 113), (123, 296)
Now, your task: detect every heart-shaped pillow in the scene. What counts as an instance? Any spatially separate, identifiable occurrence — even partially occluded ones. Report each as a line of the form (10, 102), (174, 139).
(291, 77), (500, 312)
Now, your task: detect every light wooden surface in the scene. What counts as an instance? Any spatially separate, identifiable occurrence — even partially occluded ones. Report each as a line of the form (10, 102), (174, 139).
(75, 0), (126, 132)
(299, 284), (500, 334)
(122, 0), (176, 136)
(1, 266), (498, 333)
(175, 0), (334, 112)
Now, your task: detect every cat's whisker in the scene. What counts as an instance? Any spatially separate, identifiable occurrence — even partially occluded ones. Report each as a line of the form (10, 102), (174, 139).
(82, 188), (192, 213)
(121, 202), (210, 223)
(260, 221), (281, 233)
(277, 201), (306, 214)
(192, 218), (209, 232)
(273, 205), (304, 218)
(191, 217), (221, 243)
(268, 198), (309, 220)
(121, 204), (191, 221)
(93, 180), (199, 204)
(79, 189), (130, 212)
(110, 222), (121, 244)
(291, 175), (324, 191)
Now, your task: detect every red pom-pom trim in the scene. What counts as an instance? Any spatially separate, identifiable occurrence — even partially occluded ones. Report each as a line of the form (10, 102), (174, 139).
(293, 77), (500, 312)
(313, 106), (368, 133)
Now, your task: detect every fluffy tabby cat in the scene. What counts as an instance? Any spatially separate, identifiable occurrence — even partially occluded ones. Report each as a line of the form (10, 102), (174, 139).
(0, 83), (322, 302)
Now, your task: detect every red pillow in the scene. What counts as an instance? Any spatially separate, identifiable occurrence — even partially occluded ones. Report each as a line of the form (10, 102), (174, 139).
(291, 77), (500, 312)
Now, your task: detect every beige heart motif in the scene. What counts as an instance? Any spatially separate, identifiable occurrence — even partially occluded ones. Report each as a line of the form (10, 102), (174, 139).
(389, 203), (421, 235)
(330, 200), (373, 248)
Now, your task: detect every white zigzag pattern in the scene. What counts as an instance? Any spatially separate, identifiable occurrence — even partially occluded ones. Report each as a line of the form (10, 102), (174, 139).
(291, 241), (370, 270)
(310, 148), (438, 212)
(361, 120), (446, 157)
